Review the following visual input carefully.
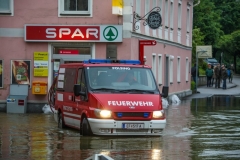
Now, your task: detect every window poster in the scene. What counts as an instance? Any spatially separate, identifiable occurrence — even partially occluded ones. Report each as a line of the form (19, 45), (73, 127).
(0, 60), (3, 88)
(11, 60), (31, 86)
(33, 52), (48, 76)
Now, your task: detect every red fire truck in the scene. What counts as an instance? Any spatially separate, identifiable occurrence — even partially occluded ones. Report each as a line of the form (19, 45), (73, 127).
(48, 59), (168, 136)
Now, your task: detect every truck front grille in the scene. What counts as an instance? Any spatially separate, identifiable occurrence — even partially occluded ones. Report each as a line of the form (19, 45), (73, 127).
(114, 112), (150, 118)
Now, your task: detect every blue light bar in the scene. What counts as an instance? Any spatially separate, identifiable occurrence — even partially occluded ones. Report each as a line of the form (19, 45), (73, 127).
(117, 112), (123, 118)
(83, 59), (140, 65)
(143, 112), (149, 118)
(118, 60), (140, 64)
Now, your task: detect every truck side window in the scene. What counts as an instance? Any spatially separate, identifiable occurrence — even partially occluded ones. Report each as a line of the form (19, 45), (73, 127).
(64, 68), (76, 92)
(80, 70), (86, 92)
(78, 68), (86, 92)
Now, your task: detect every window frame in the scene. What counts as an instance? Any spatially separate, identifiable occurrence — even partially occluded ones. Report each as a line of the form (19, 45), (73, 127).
(0, 0), (13, 16)
(58, 0), (92, 17)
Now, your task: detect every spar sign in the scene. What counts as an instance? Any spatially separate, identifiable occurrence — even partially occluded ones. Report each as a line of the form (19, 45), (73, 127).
(24, 25), (122, 42)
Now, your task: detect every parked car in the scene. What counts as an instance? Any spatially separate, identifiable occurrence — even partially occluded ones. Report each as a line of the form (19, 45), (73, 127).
(204, 58), (219, 67)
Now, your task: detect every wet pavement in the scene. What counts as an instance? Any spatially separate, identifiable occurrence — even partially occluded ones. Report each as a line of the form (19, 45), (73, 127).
(1, 95), (240, 160)
(185, 75), (240, 99)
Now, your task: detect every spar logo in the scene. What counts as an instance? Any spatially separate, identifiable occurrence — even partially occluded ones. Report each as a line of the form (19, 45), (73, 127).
(103, 26), (118, 41)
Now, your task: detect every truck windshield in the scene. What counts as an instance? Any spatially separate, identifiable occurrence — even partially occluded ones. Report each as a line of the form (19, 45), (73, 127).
(86, 67), (158, 92)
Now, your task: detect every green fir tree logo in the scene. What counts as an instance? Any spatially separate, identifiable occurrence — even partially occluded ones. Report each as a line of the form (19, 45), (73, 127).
(103, 26), (118, 41)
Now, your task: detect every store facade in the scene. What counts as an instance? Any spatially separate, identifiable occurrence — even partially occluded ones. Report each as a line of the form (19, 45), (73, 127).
(0, 0), (193, 112)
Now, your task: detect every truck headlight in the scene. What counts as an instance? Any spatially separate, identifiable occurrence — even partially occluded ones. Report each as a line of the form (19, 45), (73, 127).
(94, 109), (112, 118)
(153, 110), (164, 118)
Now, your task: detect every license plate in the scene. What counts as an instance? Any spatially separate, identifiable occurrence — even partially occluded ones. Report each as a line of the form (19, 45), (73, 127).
(122, 123), (144, 129)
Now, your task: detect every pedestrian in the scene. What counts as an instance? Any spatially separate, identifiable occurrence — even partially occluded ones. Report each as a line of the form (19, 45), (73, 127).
(214, 63), (221, 88)
(212, 66), (216, 86)
(227, 67), (233, 83)
(221, 65), (228, 89)
(206, 64), (213, 87)
(191, 63), (199, 88)
(230, 64), (235, 74)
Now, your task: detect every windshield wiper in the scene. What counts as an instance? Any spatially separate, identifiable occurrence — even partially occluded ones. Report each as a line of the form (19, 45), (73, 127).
(91, 88), (121, 93)
(119, 89), (155, 94)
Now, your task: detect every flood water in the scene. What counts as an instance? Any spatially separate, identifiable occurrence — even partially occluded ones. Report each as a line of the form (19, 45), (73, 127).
(0, 96), (240, 160)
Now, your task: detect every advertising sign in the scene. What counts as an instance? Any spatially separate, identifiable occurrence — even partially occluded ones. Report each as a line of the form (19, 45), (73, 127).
(24, 25), (123, 42)
(147, 11), (162, 29)
(112, 0), (123, 15)
(0, 60), (3, 88)
(196, 45), (212, 58)
(59, 50), (79, 54)
(34, 52), (48, 76)
(11, 60), (31, 86)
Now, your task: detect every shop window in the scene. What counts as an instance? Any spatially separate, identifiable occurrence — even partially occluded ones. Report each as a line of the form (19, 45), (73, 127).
(58, 0), (92, 16)
(106, 45), (117, 59)
(177, 57), (181, 82)
(0, 0), (13, 15)
(158, 54), (162, 85)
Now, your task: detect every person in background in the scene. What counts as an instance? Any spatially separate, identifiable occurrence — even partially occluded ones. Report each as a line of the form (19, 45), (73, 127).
(206, 64), (213, 87)
(230, 64), (235, 74)
(227, 67), (233, 83)
(214, 63), (221, 88)
(191, 63), (199, 87)
(221, 65), (228, 89)
(212, 66), (216, 87)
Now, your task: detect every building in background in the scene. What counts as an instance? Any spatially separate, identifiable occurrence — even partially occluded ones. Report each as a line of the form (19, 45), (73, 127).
(0, 0), (193, 112)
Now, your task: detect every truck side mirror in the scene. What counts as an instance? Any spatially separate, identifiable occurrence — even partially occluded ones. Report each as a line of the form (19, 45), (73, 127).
(161, 86), (168, 98)
(74, 84), (81, 96)
(74, 84), (86, 96)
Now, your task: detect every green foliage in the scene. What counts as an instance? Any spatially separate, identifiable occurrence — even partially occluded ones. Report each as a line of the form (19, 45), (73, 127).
(231, 30), (240, 52)
(193, 0), (224, 48)
(199, 67), (206, 76)
(193, 0), (240, 74)
(201, 62), (208, 71)
(192, 28), (205, 64)
(191, 81), (195, 91)
(211, 0), (240, 34)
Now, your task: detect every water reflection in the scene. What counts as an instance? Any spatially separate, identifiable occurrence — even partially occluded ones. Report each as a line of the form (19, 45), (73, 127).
(190, 96), (240, 159)
(0, 96), (239, 159)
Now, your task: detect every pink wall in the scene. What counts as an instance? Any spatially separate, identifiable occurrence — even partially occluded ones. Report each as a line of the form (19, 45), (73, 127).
(0, 0), (120, 28)
(0, 38), (48, 101)
(0, 0), (193, 103)
(130, 37), (191, 94)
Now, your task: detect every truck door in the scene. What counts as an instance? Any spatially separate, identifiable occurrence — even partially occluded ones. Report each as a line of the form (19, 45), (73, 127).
(61, 67), (79, 127)
(74, 68), (88, 128)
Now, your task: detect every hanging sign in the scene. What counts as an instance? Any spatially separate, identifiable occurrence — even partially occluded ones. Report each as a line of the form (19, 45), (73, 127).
(34, 52), (48, 76)
(139, 40), (157, 65)
(147, 11), (162, 29)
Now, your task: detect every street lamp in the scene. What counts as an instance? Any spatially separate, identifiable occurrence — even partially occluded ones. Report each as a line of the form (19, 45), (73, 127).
(196, 50), (207, 93)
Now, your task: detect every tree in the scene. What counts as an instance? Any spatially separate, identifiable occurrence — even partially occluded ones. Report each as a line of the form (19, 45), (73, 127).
(192, 28), (205, 64)
(193, 0), (224, 50)
(216, 30), (240, 71)
(211, 0), (240, 34)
